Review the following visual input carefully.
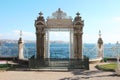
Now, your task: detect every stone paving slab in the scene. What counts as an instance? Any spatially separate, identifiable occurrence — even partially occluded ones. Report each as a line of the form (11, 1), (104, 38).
(0, 62), (120, 80)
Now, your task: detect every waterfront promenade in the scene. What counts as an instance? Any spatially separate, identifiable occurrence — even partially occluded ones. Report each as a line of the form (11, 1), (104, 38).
(0, 63), (119, 80)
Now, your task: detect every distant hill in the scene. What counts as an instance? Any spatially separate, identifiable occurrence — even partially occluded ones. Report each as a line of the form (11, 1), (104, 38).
(50, 41), (69, 44)
(0, 39), (35, 43)
(0, 39), (69, 44)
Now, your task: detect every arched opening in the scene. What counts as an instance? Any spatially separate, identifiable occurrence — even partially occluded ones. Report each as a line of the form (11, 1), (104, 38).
(49, 31), (70, 59)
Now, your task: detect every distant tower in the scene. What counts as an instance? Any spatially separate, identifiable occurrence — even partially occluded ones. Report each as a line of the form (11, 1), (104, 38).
(97, 30), (104, 59)
(18, 30), (24, 60)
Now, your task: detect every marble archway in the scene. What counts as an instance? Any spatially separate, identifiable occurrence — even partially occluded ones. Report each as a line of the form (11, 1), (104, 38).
(35, 8), (84, 60)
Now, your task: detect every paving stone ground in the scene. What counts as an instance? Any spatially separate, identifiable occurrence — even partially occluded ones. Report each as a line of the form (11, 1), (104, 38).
(0, 62), (120, 80)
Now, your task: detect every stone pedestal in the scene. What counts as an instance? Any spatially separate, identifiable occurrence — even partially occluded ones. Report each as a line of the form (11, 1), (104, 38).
(18, 37), (24, 59)
(97, 31), (104, 59)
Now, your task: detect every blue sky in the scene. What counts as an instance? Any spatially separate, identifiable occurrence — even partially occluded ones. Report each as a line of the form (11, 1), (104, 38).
(0, 0), (120, 43)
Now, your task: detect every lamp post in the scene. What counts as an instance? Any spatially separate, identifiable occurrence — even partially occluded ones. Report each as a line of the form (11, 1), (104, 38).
(115, 41), (120, 75)
(116, 41), (120, 69)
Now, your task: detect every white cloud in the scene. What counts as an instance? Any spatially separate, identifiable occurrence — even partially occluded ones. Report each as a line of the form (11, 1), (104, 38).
(49, 31), (70, 42)
(1, 27), (120, 44)
(83, 33), (98, 43)
(0, 30), (35, 40)
(113, 17), (120, 22)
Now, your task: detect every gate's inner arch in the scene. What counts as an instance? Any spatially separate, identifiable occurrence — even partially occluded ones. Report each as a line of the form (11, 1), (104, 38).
(49, 31), (70, 59)
(44, 28), (74, 59)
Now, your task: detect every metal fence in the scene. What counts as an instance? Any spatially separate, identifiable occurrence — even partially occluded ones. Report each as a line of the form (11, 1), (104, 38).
(29, 58), (89, 70)
(0, 43), (119, 59)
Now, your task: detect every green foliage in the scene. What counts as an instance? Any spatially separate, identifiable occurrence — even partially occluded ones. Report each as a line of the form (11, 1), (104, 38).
(103, 57), (107, 62)
(0, 64), (11, 70)
(96, 63), (117, 71)
(0, 64), (11, 68)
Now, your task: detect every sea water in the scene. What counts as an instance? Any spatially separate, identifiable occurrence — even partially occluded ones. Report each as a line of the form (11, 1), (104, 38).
(0, 42), (118, 59)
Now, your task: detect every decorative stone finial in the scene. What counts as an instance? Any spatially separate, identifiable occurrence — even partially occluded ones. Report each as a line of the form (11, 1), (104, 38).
(98, 30), (103, 45)
(36, 11), (45, 22)
(39, 12), (43, 16)
(74, 12), (82, 22)
(76, 12), (80, 16)
(20, 30), (22, 37)
(47, 8), (72, 19)
(99, 30), (101, 38)
(58, 8), (61, 12)
(18, 30), (23, 43)
(116, 41), (119, 45)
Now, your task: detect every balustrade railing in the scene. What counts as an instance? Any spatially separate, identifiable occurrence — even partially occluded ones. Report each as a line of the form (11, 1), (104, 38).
(0, 43), (119, 59)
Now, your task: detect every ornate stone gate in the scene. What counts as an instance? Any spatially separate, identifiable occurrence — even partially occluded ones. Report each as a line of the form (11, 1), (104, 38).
(35, 8), (84, 60)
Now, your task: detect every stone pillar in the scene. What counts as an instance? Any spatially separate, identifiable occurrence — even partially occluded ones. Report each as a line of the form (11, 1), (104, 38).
(97, 30), (104, 59)
(18, 31), (24, 60)
(35, 12), (45, 59)
(35, 26), (45, 59)
(73, 12), (84, 59)
(70, 29), (74, 59)
(73, 33), (77, 58)
(77, 33), (83, 58)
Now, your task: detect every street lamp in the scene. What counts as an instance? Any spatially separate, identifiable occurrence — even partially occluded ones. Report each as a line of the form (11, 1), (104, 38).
(115, 41), (120, 75)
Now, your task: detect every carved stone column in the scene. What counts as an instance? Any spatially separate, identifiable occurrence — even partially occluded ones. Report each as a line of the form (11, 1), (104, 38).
(73, 12), (84, 59)
(77, 33), (82, 59)
(73, 32), (77, 58)
(35, 12), (45, 59)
